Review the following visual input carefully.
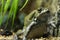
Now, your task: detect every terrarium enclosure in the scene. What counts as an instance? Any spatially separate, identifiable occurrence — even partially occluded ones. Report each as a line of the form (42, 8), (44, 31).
(0, 0), (60, 40)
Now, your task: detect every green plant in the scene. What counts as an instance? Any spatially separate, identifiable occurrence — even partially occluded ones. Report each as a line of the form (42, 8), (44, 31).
(0, 0), (28, 31)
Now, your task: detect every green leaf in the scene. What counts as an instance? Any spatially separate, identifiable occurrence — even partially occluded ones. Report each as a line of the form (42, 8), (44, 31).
(5, 0), (19, 30)
(0, 0), (4, 26)
(20, 0), (28, 11)
(4, 0), (11, 14)
(0, 0), (11, 26)
(12, 0), (19, 28)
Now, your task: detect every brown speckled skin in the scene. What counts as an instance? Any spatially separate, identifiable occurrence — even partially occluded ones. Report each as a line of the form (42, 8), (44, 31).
(26, 12), (50, 39)
(26, 23), (47, 39)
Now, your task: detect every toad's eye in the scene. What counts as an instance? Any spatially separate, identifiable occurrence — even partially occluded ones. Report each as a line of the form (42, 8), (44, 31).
(38, 8), (42, 13)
